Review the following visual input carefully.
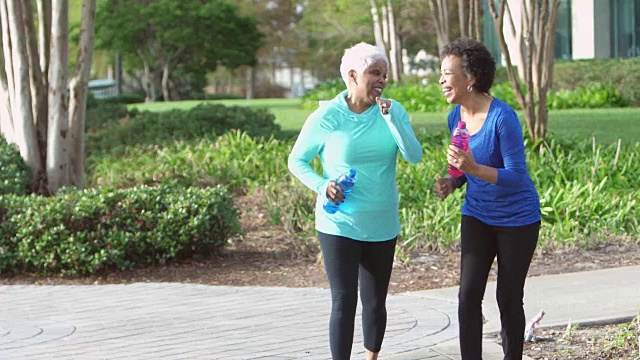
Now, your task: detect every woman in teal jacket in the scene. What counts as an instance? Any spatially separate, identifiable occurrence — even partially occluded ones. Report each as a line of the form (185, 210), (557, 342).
(288, 42), (422, 360)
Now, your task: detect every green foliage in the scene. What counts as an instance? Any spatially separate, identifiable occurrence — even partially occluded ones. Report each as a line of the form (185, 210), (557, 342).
(263, 173), (317, 234)
(100, 92), (147, 105)
(296, 1), (373, 81)
(86, 128), (640, 253)
(86, 95), (130, 132)
(603, 315), (639, 356)
(0, 136), (30, 196)
(188, 93), (245, 101)
(88, 131), (288, 191)
(95, 0), (264, 95)
(0, 185), (240, 276)
(303, 58), (638, 112)
(86, 104), (280, 156)
(548, 83), (629, 109)
(302, 78), (629, 112)
(553, 57), (640, 105)
(301, 78), (452, 113)
(490, 82), (521, 108)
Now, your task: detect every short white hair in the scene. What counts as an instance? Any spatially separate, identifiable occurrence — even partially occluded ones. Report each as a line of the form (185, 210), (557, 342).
(339, 42), (388, 86)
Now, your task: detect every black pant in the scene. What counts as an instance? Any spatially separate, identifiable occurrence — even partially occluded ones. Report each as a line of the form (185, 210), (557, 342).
(458, 216), (540, 360)
(318, 232), (397, 360)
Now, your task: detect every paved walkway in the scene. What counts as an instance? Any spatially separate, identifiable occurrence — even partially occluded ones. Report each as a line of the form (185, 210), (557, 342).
(1, 265), (638, 359)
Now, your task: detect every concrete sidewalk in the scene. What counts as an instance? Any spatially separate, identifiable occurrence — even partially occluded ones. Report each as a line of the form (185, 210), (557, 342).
(0, 265), (638, 359)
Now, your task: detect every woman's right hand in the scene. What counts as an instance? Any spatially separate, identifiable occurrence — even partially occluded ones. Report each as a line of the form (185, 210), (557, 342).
(434, 177), (456, 199)
(325, 181), (345, 205)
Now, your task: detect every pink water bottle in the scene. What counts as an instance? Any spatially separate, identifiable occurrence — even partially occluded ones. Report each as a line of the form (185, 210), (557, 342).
(448, 120), (470, 177)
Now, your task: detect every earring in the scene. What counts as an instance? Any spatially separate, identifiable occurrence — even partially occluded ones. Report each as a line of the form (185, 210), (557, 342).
(467, 85), (473, 92)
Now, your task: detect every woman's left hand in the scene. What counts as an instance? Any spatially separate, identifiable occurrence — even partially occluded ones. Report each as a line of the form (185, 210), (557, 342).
(447, 145), (476, 174)
(376, 97), (392, 115)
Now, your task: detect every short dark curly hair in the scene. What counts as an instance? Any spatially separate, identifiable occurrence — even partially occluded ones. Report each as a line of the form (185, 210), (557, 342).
(441, 38), (496, 94)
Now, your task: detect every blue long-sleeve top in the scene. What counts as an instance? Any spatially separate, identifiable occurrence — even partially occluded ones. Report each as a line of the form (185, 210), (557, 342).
(288, 90), (423, 241)
(448, 98), (541, 226)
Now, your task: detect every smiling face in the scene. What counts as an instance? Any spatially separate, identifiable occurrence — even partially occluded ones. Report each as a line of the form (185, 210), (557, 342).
(350, 59), (388, 105)
(439, 55), (474, 104)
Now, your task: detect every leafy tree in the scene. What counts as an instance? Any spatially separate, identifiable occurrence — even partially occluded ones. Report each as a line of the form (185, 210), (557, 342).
(234, 0), (305, 98)
(297, 0), (373, 82)
(95, 0), (263, 101)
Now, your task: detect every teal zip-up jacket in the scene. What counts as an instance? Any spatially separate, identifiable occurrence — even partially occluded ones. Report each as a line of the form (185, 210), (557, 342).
(288, 90), (423, 241)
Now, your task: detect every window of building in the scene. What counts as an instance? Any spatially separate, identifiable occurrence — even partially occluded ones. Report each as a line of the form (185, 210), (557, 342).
(482, 0), (572, 65)
(482, 0), (504, 66)
(611, 0), (640, 57)
(555, 0), (572, 60)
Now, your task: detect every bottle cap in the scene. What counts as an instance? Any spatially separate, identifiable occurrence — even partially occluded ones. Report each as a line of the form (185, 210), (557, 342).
(458, 120), (466, 128)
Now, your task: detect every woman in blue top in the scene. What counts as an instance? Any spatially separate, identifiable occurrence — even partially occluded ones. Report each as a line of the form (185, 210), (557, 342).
(433, 38), (541, 360)
(288, 42), (422, 360)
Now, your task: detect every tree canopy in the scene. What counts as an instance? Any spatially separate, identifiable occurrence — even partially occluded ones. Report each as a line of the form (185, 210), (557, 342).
(95, 0), (263, 100)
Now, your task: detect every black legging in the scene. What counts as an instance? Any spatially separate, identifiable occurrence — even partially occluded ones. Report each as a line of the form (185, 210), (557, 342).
(458, 215), (540, 360)
(318, 232), (397, 360)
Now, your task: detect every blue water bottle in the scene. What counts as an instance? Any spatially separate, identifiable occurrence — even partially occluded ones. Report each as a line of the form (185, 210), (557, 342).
(323, 169), (357, 214)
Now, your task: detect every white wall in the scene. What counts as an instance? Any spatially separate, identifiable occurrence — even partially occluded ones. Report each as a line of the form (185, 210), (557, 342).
(571, 0), (596, 59)
(572, 0), (611, 59)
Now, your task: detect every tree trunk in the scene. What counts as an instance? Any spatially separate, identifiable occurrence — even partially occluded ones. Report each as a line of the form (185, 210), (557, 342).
(3, 0), (43, 180)
(289, 65), (294, 96)
(0, 34), (14, 140)
(473, 0), (482, 41)
(69, 0), (96, 190)
(47, 0), (70, 194)
(115, 53), (122, 95)
(428, 0), (450, 54)
(386, 0), (400, 82)
(369, 0), (386, 51)
(22, 0), (48, 168)
(487, 0), (560, 143)
(299, 67), (305, 92)
(245, 66), (255, 99)
(36, 0), (51, 75)
(0, 2), (14, 110)
(467, 0), (482, 41)
(458, 0), (466, 38)
(162, 61), (170, 101)
(381, 3), (389, 48)
(139, 54), (153, 102)
(160, 48), (184, 102)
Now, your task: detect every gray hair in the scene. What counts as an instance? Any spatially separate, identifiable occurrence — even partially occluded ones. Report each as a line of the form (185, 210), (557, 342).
(339, 42), (388, 86)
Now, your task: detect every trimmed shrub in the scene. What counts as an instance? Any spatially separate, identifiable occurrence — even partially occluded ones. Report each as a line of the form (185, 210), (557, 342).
(0, 136), (30, 195)
(86, 103), (280, 155)
(553, 58), (640, 105)
(303, 58), (639, 110)
(0, 185), (241, 275)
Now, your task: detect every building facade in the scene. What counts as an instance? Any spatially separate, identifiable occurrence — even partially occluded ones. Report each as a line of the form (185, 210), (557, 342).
(484, 0), (640, 64)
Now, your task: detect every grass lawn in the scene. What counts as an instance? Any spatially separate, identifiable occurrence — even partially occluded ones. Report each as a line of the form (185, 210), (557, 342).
(130, 99), (640, 144)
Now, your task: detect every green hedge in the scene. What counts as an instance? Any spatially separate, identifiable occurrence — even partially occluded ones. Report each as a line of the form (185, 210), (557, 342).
(303, 58), (639, 111)
(0, 185), (241, 275)
(85, 129), (640, 253)
(0, 136), (30, 196)
(553, 58), (640, 105)
(86, 103), (281, 156)
(302, 79), (629, 113)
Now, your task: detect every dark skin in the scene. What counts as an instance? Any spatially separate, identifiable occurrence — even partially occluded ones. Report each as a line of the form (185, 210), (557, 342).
(433, 55), (497, 199)
(325, 96), (390, 205)
(434, 176), (462, 199)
